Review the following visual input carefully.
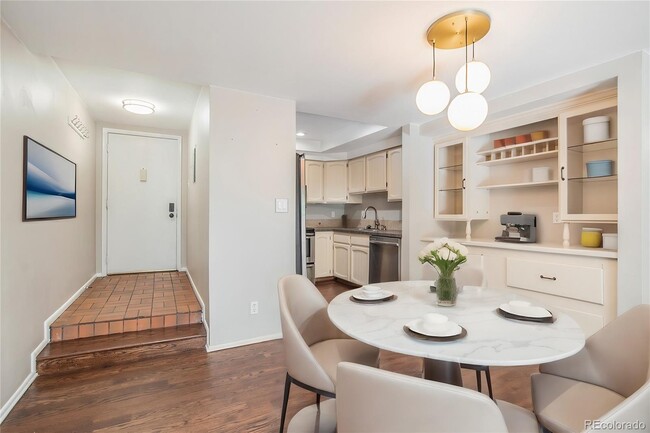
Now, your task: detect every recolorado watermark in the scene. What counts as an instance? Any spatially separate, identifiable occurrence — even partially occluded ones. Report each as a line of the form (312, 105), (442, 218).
(585, 420), (647, 431)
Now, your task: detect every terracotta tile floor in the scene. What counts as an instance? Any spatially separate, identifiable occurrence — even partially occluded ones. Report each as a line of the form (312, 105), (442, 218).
(51, 271), (202, 342)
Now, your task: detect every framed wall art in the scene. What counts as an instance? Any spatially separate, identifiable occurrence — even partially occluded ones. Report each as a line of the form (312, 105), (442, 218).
(23, 136), (77, 221)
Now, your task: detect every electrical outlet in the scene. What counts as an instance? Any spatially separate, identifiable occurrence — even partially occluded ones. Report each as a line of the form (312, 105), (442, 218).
(250, 301), (259, 315)
(552, 212), (561, 224)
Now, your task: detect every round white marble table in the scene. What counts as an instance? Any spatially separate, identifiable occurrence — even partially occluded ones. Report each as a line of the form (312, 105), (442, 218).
(328, 281), (585, 383)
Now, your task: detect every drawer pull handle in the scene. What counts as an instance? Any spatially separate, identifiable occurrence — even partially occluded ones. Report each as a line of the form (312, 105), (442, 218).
(540, 275), (557, 281)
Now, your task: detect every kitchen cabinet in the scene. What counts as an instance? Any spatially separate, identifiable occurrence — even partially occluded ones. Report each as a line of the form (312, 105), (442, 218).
(365, 151), (387, 192)
(324, 161), (348, 203)
(559, 96), (617, 222)
(350, 235), (370, 285)
(305, 160), (324, 203)
(348, 157), (366, 193)
(462, 242), (616, 337)
(333, 234), (351, 280)
(386, 147), (402, 201)
(314, 231), (333, 278)
(434, 139), (488, 221)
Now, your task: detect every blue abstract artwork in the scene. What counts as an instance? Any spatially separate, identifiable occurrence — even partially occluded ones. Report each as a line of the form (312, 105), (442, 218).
(23, 136), (76, 220)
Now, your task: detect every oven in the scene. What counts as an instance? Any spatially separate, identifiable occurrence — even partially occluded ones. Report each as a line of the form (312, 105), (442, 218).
(306, 228), (315, 282)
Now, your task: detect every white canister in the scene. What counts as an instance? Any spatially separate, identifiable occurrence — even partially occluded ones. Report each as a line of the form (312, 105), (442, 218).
(582, 116), (610, 143)
(602, 233), (618, 250)
(532, 167), (551, 182)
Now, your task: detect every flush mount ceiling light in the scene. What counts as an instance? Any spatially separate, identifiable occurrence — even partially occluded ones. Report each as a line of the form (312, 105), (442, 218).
(122, 99), (155, 115)
(416, 10), (491, 131)
(296, 131), (306, 137)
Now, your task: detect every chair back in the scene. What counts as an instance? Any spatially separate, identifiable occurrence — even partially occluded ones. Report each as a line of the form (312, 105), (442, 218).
(541, 304), (650, 398)
(277, 274), (345, 391)
(456, 253), (486, 288)
(336, 362), (509, 433)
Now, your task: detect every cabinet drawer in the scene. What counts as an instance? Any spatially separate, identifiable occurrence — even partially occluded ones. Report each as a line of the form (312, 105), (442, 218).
(333, 234), (351, 244)
(506, 258), (604, 304)
(350, 235), (369, 247)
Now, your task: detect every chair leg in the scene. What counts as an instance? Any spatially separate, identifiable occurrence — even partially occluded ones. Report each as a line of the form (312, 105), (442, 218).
(279, 373), (292, 433)
(475, 369), (482, 393)
(485, 367), (494, 400)
(316, 393), (321, 410)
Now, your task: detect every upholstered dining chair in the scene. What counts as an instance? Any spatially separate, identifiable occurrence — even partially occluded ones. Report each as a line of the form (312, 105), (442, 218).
(277, 274), (380, 433)
(288, 361), (539, 432)
(531, 304), (650, 433)
(453, 254), (494, 399)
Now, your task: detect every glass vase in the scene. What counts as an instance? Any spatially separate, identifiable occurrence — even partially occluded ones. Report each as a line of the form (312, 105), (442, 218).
(436, 275), (458, 306)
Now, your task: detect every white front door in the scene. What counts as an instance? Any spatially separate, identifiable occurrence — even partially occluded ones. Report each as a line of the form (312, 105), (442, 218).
(106, 132), (179, 274)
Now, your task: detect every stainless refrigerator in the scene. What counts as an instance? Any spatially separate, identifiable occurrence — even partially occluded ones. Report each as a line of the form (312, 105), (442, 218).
(295, 154), (314, 281)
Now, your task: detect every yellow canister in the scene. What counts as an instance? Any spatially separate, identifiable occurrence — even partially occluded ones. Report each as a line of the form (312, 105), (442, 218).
(581, 228), (603, 247)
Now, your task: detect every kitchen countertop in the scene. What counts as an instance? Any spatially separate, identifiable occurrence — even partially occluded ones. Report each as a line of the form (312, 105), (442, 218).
(310, 226), (402, 239)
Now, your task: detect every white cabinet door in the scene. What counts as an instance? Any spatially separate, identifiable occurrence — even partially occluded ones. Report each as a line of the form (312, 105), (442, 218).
(350, 246), (369, 285)
(386, 147), (402, 201)
(315, 232), (333, 278)
(324, 161), (348, 203)
(305, 160), (324, 203)
(365, 151), (387, 192)
(348, 157), (366, 194)
(333, 243), (350, 280)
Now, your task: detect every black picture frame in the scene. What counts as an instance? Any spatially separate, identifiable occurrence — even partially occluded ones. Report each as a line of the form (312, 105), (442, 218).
(23, 136), (77, 221)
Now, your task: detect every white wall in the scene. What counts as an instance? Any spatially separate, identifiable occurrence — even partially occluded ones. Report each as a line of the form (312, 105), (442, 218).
(186, 87), (210, 322)
(208, 86), (295, 348)
(411, 51), (650, 313)
(0, 23), (96, 411)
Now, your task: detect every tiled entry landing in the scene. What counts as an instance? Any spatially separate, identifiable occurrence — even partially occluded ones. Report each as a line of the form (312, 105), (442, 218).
(51, 271), (202, 342)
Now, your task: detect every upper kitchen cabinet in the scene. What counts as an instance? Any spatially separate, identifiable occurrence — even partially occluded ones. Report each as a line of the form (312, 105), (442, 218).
(305, 160), (324, 203)
(365, 151), (387, 192)
(559, 96), (618, 222)
(324, 161), (348, 203)
(434, 139), (488, 220)
(348, 156), (366, 194)
(386, 147), (402, 201)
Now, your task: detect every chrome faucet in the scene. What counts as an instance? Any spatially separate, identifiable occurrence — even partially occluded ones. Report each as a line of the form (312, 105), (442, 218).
(362, 206), (380, 229)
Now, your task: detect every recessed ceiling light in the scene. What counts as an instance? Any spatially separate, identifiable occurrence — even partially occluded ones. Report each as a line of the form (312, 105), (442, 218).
(296, 132), (306, 137)
(122, 99), (155, 115)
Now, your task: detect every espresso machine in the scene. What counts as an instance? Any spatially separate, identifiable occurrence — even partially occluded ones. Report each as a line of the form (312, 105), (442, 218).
(495, 212), (537, 243)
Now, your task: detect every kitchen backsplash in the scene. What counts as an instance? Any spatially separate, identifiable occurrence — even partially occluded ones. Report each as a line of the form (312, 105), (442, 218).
(307, 218), (402, 231)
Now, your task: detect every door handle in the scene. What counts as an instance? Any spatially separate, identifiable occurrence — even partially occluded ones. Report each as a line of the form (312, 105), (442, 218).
(560, 167), (565, 181)
(169, 213), (175, 218)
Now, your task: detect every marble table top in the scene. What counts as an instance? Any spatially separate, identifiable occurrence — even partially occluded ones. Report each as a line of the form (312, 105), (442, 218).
(328, 281), (586, 367)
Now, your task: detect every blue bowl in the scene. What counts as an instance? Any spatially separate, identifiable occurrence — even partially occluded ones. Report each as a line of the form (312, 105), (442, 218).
(586, 160), (614, 177)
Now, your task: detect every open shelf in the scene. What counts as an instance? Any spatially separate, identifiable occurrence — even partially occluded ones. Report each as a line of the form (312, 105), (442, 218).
(567, 174), (617, 183)
(477, 137), (559, 155)
(568, 138), (617, 153)
(477, 180), (558, 190)
(477, 150), (558, 166)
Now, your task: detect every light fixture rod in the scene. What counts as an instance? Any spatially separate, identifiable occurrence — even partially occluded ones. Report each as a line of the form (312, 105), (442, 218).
(465, 16), (469, 93)
(432, 41), (436, 80)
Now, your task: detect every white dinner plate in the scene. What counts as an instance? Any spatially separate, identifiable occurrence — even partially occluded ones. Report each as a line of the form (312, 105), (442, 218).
(499, 303), (552, 319)
(352, 290), (393, 301)
(405, 319), (463, 338)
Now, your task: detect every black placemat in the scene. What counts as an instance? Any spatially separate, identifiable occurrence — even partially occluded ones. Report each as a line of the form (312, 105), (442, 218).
(403, 325), (467, 342)
(349, 294), (397, 304)
(496, 307), (555, 323)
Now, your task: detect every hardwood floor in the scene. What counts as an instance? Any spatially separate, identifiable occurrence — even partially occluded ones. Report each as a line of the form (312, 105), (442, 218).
(1, 280), (538, 432)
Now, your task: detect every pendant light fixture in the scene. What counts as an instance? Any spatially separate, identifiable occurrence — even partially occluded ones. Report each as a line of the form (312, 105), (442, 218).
(416, 41), (450, 115)
(417, 10), (491, 131)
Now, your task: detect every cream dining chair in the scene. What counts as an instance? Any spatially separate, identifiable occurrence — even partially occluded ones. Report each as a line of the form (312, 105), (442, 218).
(277, 274), (380, 433)
(531, 304), (650, 433)
(288, 361), (539, 433)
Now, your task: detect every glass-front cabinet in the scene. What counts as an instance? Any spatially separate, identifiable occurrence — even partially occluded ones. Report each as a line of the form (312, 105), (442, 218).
(559, 96), (618, 222)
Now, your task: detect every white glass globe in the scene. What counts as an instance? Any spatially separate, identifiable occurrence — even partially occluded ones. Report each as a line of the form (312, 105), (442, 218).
(447, 92), (488, 131)
(416, 80), (450, 115)
(455, 61), (491, 93)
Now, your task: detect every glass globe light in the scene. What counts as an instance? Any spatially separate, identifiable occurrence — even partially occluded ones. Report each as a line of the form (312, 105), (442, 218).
(416, 80), (450, 115)
(454, 61), (491, 93)
(447, 92), (488, 131)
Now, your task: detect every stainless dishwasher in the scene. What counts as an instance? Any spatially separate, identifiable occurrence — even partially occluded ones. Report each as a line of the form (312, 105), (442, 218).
(369, 235), (401, 283)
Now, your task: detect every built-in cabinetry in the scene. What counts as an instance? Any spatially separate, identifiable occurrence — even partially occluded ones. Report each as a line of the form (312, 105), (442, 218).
(306, 146), (402, 203)
(316, 231), (370, 285)
(315, 231), (333, 278)
(386, 147), (402, 201)
(559, 97), (618, 222)
(434, 139), (488, 221)
(460, 242), (617, 337)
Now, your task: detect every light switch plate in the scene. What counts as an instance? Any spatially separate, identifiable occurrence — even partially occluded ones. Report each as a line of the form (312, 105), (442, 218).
(139, 168), (147, 182)
(275, 198), (288, 213)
